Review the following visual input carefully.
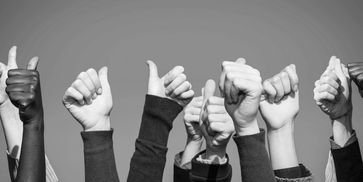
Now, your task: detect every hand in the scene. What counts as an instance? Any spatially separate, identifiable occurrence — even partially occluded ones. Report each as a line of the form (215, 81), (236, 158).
(6, 57), (42, 125)
(146, 60), (194, 107)
(260, 64), (299, 130)
(200, 80), (234, 159)
(63, 67), (112, 131)
(183, 96), (203, 142)
(347, 62), (363, 97)
(219, 58), (262, 136)
(314, 56), (352, 120)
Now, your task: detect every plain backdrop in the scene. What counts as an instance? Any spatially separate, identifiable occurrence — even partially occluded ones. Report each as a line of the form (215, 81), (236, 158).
(0, 0), (363, 181)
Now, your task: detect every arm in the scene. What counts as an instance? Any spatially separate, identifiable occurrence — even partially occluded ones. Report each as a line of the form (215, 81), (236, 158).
(220, 58), (276, 182)
(127, 60), (194, 182)
(0, 46), (58, 182)
(260, 64), (312, 181)
(63, 67), (119, 182)
(6, 56), (45, 182)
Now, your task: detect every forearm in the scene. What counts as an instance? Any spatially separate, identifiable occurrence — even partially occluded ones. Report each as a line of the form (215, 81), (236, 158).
(181, 139), (203, 166)
(16, 122), (45, 182)
(267, 122), (299, 170)
(331, 113), (353, 147)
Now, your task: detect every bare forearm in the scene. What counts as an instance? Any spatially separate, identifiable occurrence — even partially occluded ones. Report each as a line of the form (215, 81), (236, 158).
(332, 113), (353, 147)
(181, 139), (203, 166)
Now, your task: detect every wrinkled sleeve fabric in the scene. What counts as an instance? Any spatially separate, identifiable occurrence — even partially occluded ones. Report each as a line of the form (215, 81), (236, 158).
(330, 132), (363, 182)
(127, 95), (183, 182)
(81, 129), (119, 182)
(6, 153), (59, 182)
(274, 164), (313, 182)
(233, 129), (276, 182)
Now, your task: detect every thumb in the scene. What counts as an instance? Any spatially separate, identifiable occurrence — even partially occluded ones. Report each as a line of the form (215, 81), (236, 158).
(334, 57), (346, 80)
(27, 57), (39, 70)
(0, 62), (6, 77)
(235, 57), (246, 64)
(203, 79), (216, 103)
(98, 66), (110, 91)
(7, 46), (18, 69)
(146, 60), (159, 81)
(328, 56), (336, 71)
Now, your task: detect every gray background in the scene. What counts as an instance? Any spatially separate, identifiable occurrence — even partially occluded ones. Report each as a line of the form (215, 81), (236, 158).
(0, 0), (363, 181)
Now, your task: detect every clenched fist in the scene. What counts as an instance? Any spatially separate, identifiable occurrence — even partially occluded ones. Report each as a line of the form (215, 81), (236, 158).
(146, 60), (194, 107)
(219, 58), (262, 136)
(314, 56), (352, 120)
(347, 62), (363, 97)
(63, 67), (112, 131)
(200, 80), (234, 159)
(183, 96), (203, 142)
(260, 64), (299, 130)
(6, 57), (43, 125)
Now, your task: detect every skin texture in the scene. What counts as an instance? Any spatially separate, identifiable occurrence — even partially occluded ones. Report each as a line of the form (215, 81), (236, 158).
(200, 80), (234, 161)
(314, 56), (353, 146)
(63, 67), (112, 131)
(180, 96), (204, 166)
(146, 60), (194, 107)
(260, 64), (299, 170)
(6, 55), (45, 182)
(347, 62), (363, 97)
(219, 58), (262, 136)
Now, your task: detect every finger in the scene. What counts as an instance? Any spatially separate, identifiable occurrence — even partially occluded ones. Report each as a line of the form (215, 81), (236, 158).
(347, 62), (363, 69)
(6, 84), (32, 93)
(171, 81), (191, 97)
(184, 114), (200, 123)
(6, 76), (37, 85)
(263, 80), (276, 103)
(165, 73), (187, 95)
(177, 89), (194, 100)
(320, 74), (340, 90)
(27, 57), (39, 70)
(328, 56), (336, 71)
(316, 84), (339, 96)
(334, 57), (346, 80)
(271, 76), (284, 102)
(314, 92), (336, 102)
(86, 68), (102, 95)
(162, 65), (184, 86)
(7, 92), (33, 108)
(206, 96), (224, 106)
(279, 71), (291, 95)
(7, 46), (18, 69)
(206, 105), (226, 114)
(185, 107), (202, 115)
(208, 121), (225, 133)
(146, 60), (159, 81)
(8, 69), (38, 77)
(203, 79), (216, 103)
(77, 72), (97, 99)
(224, 73), (233, 104)
(64, 87), (85, 105)
(71, 79), (92, 104)
(284, 64), (299, 92)
(235, 57), (246, 64)
(98, 66), (110, 93)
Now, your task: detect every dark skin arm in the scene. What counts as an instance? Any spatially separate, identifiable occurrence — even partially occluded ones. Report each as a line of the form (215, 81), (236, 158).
(347, 62), (363, 97)
(6, 58), (45, 182)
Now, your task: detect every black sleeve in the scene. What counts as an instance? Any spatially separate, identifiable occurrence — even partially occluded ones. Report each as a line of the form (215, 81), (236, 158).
(174, 164), (191, 182)
(189, 150), (232, 182)
(7, 154), (17, 182)
(127, 95), (183, 182)
(331, 139), (363, 182)
(81, 129), (119, 182)
(233, 129), (276, 182)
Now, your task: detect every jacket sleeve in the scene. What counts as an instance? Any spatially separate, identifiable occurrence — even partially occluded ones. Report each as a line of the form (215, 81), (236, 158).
(127, 95), (183, 182)
(233, 129), (276, 182)
(331, 139), (363, 182)
(81, 129), (119, 182)
(7, 153), (59, 182)
(274, 164), (313, 182)
(173, 152), (192, 182)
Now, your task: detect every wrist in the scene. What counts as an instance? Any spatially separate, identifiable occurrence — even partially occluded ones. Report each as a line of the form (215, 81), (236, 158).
(235, 118), (259, 136)
(331, 112), (353, 147)
(181, 139), (204, 166)
(84, 116), (111, 132)
(205, 146), (226, 162)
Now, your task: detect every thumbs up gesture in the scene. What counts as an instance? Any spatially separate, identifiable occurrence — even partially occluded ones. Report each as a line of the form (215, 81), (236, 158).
(63, 67), (112, 131)
(200, 80), (234, 159)
(313, 56), (352, 119)
(6, 54), (43, 125)
(219, 58), (262, 136)
(146, 60), (194, 107)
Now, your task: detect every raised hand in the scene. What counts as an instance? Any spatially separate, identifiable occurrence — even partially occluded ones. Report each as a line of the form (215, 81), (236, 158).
(347, 62), (363, 97)
(200, 80), (234, 159)
(220, 58), (262, 136)
(146, 60), (194, 107)
(314, 56), (352, 120)
(6, 56), (42, 125)
(183, 96), (203, 142)
(260, 64), (299, 130)
(63, 67), (112, 131)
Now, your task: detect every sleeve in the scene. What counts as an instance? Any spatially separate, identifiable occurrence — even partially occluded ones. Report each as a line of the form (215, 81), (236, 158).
(127, 95), (183, 182)
(81, 129), (119, 182)
(331, 136), (363, 182)
(189, 150), (232, 182)
(274, 164), (313, 182)
(233, 129), (276, 182)
(174, 152), (192, 182)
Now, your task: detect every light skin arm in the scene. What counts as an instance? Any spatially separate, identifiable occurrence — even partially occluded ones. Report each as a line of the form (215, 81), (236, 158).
(260, 64), (299, 170)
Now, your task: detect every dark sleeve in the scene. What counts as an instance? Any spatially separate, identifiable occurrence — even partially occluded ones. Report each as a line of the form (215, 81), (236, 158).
(189, 150), (232, 182)
(81, 129), (119, 182)
(7, 154), (17, 182)
(127, 95), (183, 182)
(331, 139), (363, 182)
(15, 123), (45, 182)
(274, 164), (313, 182)
(233, 129), (276, 182)
(174, 164), (191, 182)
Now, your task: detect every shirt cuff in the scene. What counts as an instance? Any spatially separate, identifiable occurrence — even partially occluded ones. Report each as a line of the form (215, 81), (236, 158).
(174, 151), (192, 170)
(196, 152), (227, 165)
(274, 164), (313, 182)
(330, 130), (357, 149)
